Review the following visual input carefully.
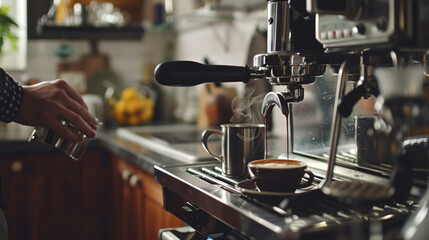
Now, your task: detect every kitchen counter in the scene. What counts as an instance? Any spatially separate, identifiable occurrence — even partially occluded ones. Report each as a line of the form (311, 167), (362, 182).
(0, 124), (53, 153)
(0, 124), (217, 175)
(0, 123), (390, 180)
(96, 129), (217, 174)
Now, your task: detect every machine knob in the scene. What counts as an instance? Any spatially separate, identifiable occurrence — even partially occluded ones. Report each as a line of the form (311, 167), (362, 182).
(376, 19), (387, 31)
(353, 23), (366, 35)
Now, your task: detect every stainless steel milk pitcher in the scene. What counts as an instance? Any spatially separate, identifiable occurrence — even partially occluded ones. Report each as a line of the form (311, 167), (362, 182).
(201, 123), (265, 177)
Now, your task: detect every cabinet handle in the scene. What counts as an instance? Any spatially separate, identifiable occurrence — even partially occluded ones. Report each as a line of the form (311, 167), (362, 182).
(11, 161), (23, 173)
(121, 169), (131, 181)
(129, 175), (141, 187)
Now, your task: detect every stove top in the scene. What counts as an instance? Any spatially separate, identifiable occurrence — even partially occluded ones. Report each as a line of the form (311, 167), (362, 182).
(155, 161), (421, 239)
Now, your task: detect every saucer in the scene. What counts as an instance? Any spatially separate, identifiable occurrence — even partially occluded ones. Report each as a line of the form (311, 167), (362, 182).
(235, 179), (298, 198)
(235, 179), (319, 206)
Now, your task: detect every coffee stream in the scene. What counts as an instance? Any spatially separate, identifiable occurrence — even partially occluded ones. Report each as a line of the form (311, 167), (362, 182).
(286, 115), (290, 159)
(265, 116), (269, 159)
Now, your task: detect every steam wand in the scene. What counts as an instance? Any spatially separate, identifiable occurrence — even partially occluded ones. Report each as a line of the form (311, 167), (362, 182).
(320, 56), (395, 203)
(322, 57), (357, 186)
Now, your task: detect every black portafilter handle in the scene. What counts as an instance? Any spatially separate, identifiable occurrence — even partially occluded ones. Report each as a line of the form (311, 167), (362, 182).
(154, 61), (251, 86)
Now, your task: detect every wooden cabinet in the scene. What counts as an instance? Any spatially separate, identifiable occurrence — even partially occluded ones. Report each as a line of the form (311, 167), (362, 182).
(0, 142), (183, 240)
(0, 147), (114, 240)
(112, 155), (183, 240)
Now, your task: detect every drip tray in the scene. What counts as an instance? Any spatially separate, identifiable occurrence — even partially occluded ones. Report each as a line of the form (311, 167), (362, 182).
(116, 124), (219, 162)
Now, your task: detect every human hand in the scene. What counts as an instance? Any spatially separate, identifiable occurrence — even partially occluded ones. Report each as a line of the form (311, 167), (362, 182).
(14, 79), (99, 142)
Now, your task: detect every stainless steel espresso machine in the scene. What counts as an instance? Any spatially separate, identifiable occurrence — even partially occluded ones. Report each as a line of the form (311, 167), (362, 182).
(154, 0), (429, 239)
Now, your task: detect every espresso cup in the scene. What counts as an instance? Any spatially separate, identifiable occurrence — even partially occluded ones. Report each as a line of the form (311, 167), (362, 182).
(201, 123), (265, 178)
(248, 159), (314, 192)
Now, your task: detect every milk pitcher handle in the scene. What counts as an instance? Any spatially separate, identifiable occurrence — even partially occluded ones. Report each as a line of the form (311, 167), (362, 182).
(201, 129), (223, 162)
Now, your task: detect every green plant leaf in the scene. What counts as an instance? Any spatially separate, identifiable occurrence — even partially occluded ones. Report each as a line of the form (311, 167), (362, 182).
(0, 14), (18, 28)
(0, 6), (19, 54)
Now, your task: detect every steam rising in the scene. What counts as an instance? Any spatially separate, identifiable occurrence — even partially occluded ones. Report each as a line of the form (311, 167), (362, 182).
(230, 87), (265, 124)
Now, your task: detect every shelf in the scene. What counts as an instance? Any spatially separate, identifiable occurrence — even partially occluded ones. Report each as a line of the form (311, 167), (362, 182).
(209, 0), (266, 12)
(34, 0), (266, 39)
(36, 1), (266, 39)
(36, 24), (145, 40)
(147, 8), (266, 33)
(148, 12), (234, 33)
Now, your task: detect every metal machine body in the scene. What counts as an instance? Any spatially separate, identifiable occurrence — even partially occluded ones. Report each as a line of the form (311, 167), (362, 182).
(154, 0), (429, 239)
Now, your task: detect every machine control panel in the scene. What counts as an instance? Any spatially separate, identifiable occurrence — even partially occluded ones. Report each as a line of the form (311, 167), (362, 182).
(311, 0), (395, 51)
(316, 13), (392, 50)
(308, 0), (429, 51)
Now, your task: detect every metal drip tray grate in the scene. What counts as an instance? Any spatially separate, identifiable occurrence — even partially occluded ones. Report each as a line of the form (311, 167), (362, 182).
(185, 165), (419, 235)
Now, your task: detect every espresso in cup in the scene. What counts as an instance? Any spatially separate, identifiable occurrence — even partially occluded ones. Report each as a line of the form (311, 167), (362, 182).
(248, 159), (314, 192)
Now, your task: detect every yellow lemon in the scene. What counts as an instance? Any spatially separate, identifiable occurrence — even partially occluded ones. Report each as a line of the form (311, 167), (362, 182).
(115, 113), (127, 124)
(140, 97), (154, 109)
(114, 99), (127, 117)
(140, 108), (154, 123)
(126, 98), (142, 115)
(128, 115), (141, 125)
(114, 99), (129, 124)
(121, 87), (140, 101)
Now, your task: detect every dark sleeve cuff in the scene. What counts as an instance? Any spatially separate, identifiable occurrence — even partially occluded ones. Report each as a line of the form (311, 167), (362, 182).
(0, 68), (24, 123)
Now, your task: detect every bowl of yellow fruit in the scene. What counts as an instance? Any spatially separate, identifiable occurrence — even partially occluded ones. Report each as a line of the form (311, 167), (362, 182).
(110, 87), (155, 125)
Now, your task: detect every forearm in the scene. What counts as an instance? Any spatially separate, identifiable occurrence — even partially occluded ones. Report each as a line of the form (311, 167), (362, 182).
(0, 68), (23, 122)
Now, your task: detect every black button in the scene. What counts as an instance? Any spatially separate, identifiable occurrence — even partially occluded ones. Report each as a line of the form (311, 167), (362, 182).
(353, 23), (366, 35)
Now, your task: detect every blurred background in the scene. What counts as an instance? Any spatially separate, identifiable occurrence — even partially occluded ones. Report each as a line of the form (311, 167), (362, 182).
(3, 0), (274, 129)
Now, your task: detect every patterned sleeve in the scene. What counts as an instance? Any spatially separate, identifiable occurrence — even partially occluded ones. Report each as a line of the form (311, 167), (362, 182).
(0, 68), (24, 122)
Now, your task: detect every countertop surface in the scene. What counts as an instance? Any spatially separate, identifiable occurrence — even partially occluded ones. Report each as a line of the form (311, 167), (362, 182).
(0, 124), (221, 175)
(0, 123), (289, 175)
(0, 123), (391, 182)
(96, 128), (218, 174)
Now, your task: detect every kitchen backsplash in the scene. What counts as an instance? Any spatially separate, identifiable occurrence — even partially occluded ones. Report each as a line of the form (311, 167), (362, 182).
(12, 33), (172, 85)
(162, 9), (268, 124)
(5, 7), (283, 129)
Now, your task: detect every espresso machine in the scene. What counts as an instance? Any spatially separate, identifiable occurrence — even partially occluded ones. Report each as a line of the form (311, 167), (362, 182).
(154, 0), (429, 239)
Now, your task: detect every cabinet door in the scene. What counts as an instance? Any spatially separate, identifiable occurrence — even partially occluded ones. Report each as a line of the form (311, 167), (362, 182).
(0, 152), (83, 240)
(111, 156), (183, 240)
(112, 155), (145, 240)
(141, 170), (183, 240)
(81, 150), (114, 240)
(0, 149), (113, 240)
